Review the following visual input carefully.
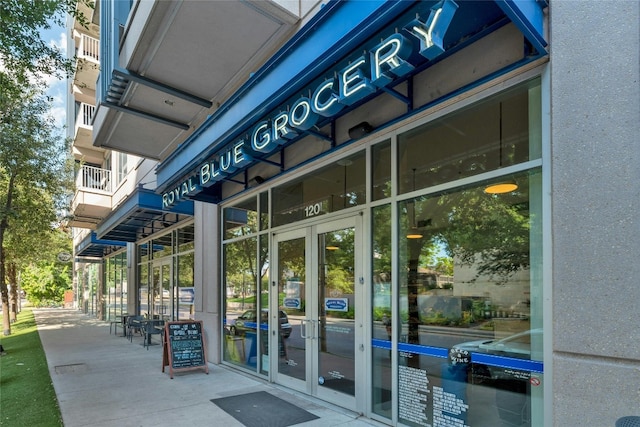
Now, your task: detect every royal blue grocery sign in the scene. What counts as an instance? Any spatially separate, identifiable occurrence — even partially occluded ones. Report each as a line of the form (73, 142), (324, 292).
(162, 0), (459, 208)
(325, 298), (349, 312)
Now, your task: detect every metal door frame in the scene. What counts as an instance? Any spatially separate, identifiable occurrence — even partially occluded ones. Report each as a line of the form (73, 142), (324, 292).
(271, 214), (365, 412)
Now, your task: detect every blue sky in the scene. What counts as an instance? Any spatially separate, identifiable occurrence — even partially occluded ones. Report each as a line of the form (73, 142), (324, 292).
(41, 23), (68, 129)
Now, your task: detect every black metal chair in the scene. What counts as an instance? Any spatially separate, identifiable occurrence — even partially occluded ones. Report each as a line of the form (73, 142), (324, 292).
(142, 319), (165, 350)
(126, 315), (144, 342)
(109, 316), (122, 335)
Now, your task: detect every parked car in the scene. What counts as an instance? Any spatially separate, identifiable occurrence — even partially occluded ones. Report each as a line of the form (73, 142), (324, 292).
(229, 309), (292, 338)
(450, 328), (542, 382)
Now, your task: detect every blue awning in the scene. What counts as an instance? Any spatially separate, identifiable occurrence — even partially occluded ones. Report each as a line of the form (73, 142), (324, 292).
(156, 0), (548, 201)
(96, 187), (194, 242)
(75, 231), (127, 258)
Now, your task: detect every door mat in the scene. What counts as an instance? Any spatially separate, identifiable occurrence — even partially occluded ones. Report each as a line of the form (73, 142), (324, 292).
(211, 391), (319, 427)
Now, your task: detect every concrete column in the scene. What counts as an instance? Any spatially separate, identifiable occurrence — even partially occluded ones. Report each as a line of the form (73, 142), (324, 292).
(194, 201), (221, 363)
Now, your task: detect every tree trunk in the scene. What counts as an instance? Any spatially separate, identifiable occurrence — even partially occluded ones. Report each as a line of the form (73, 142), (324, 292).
(1, 172), (16, 335)
(1, 248), (10, 336)
(8, 262), (18, 322)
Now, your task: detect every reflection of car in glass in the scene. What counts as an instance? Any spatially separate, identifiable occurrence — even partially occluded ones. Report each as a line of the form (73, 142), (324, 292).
(451, 329), (542, 381)
(229, 309), (291, 338)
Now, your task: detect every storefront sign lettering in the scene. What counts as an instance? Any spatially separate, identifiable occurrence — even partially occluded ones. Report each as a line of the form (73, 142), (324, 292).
(162, 176), (199, 208)
(162, 0), (458, 208)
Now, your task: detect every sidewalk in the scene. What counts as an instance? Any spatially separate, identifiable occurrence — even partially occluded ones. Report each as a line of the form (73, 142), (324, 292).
(34, 308), (382, 427)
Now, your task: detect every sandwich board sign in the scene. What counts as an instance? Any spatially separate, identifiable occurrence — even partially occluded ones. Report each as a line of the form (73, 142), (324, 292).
(162, 321), (209, 378)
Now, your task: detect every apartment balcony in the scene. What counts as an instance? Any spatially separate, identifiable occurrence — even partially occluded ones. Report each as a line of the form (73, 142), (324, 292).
(72, 103), (103, 164)
(93, 0), (305, 161)
(72, 102), (104, 165)
(73, 0), (99, 34)
(69, 165), (112, 229)
(73, 33), (100, 91)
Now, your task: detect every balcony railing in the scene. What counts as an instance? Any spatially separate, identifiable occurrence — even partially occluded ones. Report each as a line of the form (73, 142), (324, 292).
(77, 34), (100, 63)
(76, 103), (95, 129)
(76, 165), (111, 192)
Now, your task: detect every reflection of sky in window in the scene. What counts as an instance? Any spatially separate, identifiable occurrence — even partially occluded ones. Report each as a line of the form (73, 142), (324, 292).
(431, 238), (449, 259)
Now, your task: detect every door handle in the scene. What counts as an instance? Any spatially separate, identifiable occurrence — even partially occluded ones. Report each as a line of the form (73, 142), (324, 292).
(300, 319), (315, 339)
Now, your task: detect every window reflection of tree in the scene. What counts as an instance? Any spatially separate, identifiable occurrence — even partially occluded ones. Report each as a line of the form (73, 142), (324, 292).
(225, 238), (257, 303)
(277, 239), (305, 285)
(438, 182), (530, 282)
(403, 173), (531, 354)
(224, 206), (269, 306)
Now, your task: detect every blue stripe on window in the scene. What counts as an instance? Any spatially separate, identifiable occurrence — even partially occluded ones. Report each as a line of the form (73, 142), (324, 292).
(372, 338), (391, 350)
(471, 353), (544, 373)
(398, 343), (449, 358)
(373, 340), (544, 374)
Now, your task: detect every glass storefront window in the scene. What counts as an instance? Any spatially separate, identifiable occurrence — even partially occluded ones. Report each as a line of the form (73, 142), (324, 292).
(372, 140), (391, 201)
(104, 252), (127, 320)
(138, 242), (149, 263)
(137, 223), (194, 320)
(275, 235), (305, 380)
(272, 151), (366, 227)
(224, 197), (258, 239)
(398, 81), (539, 194)
(371, 204), (392, 418)
(152, 233), (173, 259)
(216, 76), (543, 423)
(223, 236), (260, 369)
(397, 169), (542, 427)
(176, 252), (194, 320)
(259, 191), (269, 231)
(258, 234), (269, 375)
(139, 262), (148, 315)
(177, 224), (194, 252)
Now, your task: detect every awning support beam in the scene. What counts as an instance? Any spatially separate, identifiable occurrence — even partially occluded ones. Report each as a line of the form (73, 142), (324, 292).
(102, 101), (190, 130)
(112, 69), (213, 108)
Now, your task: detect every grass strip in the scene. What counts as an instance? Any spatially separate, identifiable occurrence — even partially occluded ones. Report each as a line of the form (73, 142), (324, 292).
(0, 308), (63, 427)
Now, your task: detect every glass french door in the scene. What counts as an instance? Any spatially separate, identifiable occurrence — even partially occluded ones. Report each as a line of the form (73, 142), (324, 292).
(149, 260), (171, 319)
(273, 215), (363, 410)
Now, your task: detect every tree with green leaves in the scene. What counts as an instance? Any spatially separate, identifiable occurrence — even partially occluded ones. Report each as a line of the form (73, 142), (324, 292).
(0, 0), (92, 84)
(20, 261), (72, 306)
(0, 81), (73, 335)
(4, 182), (72, 320)
(0, 0), (90, 335)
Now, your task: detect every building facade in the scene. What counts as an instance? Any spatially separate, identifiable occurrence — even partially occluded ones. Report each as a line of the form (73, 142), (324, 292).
(67, 1), (640, 426)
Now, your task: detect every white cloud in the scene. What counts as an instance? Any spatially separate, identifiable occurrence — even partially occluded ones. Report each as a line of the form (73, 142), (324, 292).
(38, 30), (68, 89)
(48, 85), (67, 128)
(53, 31), (68, 55)
(50, 105), (67, 128)
(43, 28), (69, 129)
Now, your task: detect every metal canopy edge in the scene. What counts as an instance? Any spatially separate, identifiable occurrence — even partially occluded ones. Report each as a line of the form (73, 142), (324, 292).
(495, 0), (548, 54)
(75, 231), (127, 258)
(95, 187), (194, 242)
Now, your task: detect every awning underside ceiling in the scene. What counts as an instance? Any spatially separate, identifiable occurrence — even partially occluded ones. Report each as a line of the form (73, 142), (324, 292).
(99, 209), (191, 242)
(75, 232), (126, 258)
